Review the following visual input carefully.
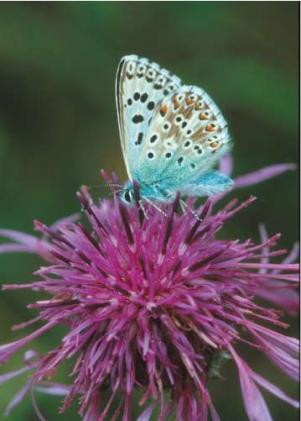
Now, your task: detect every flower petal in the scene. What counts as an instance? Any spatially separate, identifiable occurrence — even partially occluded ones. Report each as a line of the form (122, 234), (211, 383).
(251, 371), (299, 408)
(5, 382), (31, 416)
(229, 345), (273, 421)
(234, 163), (296, 189)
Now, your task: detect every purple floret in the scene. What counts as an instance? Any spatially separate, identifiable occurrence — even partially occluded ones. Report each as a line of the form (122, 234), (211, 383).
(0, 174), (298, 420)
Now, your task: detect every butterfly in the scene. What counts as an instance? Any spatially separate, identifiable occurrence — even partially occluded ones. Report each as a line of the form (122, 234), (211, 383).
(116, 54), (233, 205)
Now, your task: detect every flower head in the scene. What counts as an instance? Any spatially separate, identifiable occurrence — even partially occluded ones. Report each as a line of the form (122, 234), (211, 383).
(0, 172), (299, 420)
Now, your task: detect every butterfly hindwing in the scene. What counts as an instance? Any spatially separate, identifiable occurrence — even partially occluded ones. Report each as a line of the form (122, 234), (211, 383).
(116, 55), (183, 179)
(180, 171), (234, 197)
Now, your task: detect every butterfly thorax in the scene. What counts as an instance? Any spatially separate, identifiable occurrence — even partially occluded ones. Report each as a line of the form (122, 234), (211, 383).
(120, 181), (170, 205)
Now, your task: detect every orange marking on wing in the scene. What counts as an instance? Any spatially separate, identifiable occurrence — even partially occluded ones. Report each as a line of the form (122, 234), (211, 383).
(173, 97), (180, 110)
(209, 141), (220, 149)
(206, 123), (217, 132)
(185, 96), (194, 106)
(160, 104), (168, 117)
(199, 112), (209, 120)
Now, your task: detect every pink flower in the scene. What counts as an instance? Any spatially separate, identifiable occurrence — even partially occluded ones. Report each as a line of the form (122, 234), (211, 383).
(0, 161), (298, 420)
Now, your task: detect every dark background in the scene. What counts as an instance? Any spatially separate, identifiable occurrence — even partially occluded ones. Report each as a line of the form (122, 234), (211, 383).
(0, 2), (299, 420)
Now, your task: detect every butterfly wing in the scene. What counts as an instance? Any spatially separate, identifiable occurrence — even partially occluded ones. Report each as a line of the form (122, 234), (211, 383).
(116, 55), (183, 180)
(134, 84), (232, 195)
(180, 171), (233, 197)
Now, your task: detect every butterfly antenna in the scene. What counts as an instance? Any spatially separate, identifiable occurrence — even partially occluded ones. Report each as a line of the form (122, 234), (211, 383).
(100, 169), (122, 193)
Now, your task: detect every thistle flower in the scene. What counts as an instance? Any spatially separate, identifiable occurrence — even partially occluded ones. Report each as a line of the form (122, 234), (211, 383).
(0, 161), (299, 420)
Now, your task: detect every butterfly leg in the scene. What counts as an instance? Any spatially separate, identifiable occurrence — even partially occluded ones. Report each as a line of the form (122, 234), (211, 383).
(180, 199), (201, 221)
(144, 198), (167, 217)
(138, 199), (149, 219)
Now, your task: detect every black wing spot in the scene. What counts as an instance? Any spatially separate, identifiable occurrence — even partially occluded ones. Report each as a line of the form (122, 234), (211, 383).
(127, 98), (133, 106)
(147, 101), (155, 110)
(165, 152), (172, 158)
(148, 152), (155, 159)
(154, 84), (163, 90)
(190, 163), (196, 169)
(132, 114), (144, 124)
(184, 140), (191, 148)
(146, 70), (155, 80)
(141, 93), (148, 103)
(134, 92), (140, 101)
(178, 157), (184, 165)
(135, 132), (143, 145)
(150, 134), (158, 143)
(137, 65), (145, 78)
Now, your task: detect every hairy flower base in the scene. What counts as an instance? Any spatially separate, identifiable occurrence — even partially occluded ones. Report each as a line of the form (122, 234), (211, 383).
(0, 182), (299, 421)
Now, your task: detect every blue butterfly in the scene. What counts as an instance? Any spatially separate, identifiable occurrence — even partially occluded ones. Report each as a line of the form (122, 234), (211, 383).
(116, 55), (233, 205)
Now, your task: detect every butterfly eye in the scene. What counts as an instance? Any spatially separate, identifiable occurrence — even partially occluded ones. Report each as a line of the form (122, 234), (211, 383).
(124, 190), (132, 203)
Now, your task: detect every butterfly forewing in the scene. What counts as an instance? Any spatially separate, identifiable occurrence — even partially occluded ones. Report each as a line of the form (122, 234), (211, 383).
(116, 55), (183, 179)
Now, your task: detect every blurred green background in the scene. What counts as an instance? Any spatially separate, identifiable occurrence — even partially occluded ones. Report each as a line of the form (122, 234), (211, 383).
(0, 2), (299, 420)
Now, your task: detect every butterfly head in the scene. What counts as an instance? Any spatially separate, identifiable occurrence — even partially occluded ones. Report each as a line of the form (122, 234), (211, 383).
(119, 181), (169, 205)
(119, 183), (135, 205)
